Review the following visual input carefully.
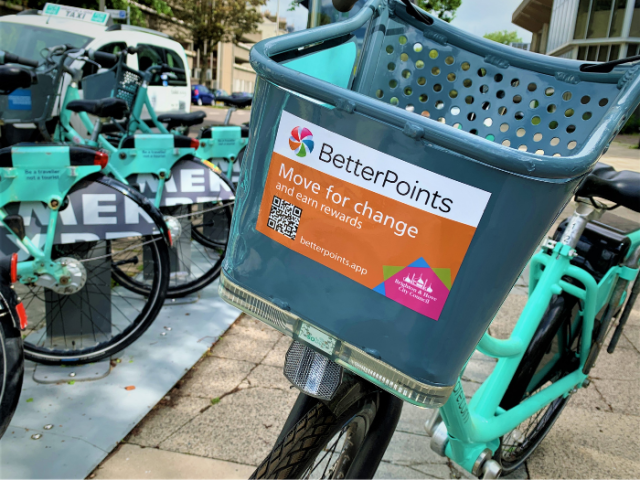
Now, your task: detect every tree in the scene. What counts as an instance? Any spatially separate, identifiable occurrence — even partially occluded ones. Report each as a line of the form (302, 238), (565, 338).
(483, 30), (523, 45)
(9, 0), (172, 27)
(416, 0), (461, 23)
(174, 0), (266, 82)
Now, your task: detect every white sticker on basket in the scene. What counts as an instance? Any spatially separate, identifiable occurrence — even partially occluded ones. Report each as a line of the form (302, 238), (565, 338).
(273, 111), (491, 227)
(257, 111), (492, 321)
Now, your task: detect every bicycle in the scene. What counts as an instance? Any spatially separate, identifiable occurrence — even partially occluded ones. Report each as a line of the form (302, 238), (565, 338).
(0, 252), (27, 441)
(217, 0), (640, 477)
(0, 57), (172, 365)
(20, 44), (235, 299)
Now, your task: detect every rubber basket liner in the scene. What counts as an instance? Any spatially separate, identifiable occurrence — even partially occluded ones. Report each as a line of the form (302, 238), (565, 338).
(0, 73), (55, 124)
(219, 0), (640, 407)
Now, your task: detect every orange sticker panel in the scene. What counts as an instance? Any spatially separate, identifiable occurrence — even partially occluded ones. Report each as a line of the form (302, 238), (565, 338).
(256, 113), (491, 320)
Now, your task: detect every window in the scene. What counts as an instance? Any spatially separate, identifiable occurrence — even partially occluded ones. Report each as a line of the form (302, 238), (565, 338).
(0, 22), (90, 62)
(576, 43), (621, 60)
(136, 44), (187, 87)
(575, 0), (633, 39)
(574, 0), (590, 39)
(628, 43), (640, 56)
(587, 0), (613, 39)
(631, 0), (640, 37)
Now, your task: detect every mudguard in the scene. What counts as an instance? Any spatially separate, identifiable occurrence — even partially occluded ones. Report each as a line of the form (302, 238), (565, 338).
(0, 173), (169, 258)
(127, 155), (235, 207)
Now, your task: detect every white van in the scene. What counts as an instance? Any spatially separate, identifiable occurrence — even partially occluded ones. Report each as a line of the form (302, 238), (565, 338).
(0, 3), (191, 114)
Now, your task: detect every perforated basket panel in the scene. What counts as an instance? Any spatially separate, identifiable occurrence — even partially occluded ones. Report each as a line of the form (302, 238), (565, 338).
(362, 14), (622, 158)
(115, 67), (143, 109)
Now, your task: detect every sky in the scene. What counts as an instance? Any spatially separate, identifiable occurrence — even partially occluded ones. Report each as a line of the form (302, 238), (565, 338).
(262, 0), (533, 43)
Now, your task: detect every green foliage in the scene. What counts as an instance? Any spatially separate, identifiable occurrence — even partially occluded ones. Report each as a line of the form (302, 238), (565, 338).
(416, 0), (462, 23)
(175, 0), (266, 53)
(483, 30), (523, 45)
(8, 0), (173, 27)
(210, 397), (220, 405)
(619, 115), (640, 135)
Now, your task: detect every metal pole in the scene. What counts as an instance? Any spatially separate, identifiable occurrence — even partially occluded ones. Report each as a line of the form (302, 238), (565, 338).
(276, 0), (280, 35)
(99, 0), (105, 11)
(127, 2), (131, 25)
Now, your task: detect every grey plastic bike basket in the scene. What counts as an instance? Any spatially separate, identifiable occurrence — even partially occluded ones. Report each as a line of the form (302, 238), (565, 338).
(219, 0), (640, 408)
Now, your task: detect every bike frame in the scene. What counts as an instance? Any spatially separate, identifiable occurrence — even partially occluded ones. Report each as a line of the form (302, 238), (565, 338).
(436, 203), (640, 473)
(56, 80), (204, 207)
(0, 146), (102, 285)
(118, 77), (248, 180)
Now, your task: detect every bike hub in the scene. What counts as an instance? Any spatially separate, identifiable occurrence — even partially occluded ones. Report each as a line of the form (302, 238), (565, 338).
(164, 215), (183, 242)
(35, 257), (87, 295)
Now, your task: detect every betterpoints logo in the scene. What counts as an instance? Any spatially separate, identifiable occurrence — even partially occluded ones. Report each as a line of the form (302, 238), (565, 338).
(289, 126), (315, 158)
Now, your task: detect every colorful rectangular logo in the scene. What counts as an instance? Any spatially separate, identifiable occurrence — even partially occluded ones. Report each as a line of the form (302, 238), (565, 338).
(256, 111), (491, 320)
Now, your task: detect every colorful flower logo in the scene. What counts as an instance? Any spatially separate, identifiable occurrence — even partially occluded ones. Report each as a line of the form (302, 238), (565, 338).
(289, 126), (315, 158)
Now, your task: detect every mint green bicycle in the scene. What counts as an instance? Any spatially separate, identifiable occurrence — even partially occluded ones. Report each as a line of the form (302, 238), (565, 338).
(0, 56), (172, 365)
(28, 45), (235, 298)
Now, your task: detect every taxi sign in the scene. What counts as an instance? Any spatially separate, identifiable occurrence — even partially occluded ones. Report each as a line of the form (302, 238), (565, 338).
(42, 3), (110, 25)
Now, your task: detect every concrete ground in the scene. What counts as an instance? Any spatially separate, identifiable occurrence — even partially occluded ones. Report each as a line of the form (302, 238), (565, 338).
(91, 136), (639, 479)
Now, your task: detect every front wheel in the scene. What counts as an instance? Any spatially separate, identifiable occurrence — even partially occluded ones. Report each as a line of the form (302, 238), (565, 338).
(197, 98), (203, 106)
(252, 374), (403, 479)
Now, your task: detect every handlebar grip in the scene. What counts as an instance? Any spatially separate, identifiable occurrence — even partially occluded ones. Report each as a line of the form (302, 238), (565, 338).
(332, 0), (359, 12)
(3, 53), (38, 68)
(89, 49), (118, 68)
(163, 65), (185, 74)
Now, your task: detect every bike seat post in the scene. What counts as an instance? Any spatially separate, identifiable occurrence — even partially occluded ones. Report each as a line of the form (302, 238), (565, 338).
(224, 107), (236, 126)
(560, 199), (605, 248)
(89, 117), (102, 144)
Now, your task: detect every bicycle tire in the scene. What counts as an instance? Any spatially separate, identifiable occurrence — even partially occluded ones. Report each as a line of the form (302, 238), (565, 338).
(497, 293), (579, 473)
(21, 178), (171, 365)
(0, 292), (24, 440)
(253, 375), (402, 479)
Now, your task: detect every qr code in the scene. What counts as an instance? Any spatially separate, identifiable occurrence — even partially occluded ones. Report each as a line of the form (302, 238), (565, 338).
(267, 196), (302, 240)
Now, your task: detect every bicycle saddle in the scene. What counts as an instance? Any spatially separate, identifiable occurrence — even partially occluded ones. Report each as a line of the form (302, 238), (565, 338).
(576, 163), (640, 213)
(201, 125), (249, 138)
(0, 66), (35, 94)
(216, 96), (252, 109)
(66, 98), (129, 120)
(157, 111), (206, 129)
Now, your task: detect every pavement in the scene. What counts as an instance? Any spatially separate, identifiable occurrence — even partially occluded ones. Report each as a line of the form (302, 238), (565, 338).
(90, 133), (639, 480)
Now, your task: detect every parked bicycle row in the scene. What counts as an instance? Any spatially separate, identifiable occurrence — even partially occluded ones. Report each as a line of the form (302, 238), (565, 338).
(0, 42), (254, 371)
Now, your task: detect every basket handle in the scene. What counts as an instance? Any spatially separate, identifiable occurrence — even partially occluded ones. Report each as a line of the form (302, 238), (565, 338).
(580, 54), (640, 73)
(398, 0), (433, 26)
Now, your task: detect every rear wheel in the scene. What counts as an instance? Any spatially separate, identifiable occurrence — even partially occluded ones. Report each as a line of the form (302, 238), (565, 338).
(21, 232), (170, 365)
(159, 199), (233, 298)
(497, 293), (580, 473)
(0, 291), (24, 440)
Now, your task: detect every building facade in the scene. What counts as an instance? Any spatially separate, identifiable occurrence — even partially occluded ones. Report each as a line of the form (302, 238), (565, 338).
(513, 0), (640, 60)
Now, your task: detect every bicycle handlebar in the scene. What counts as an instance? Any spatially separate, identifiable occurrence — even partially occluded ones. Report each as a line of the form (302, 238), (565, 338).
(332, 0), (359, 12)
(0, 51), (39, 68)
(88, 49), (119, 69)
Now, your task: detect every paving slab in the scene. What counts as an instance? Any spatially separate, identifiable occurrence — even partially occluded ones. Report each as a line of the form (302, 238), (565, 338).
(159, 387), (298, 467)
(93, 444), (254, 479)
(177, 356), (256, 399)
(527, 407), (640, 479)
(0, 281), (239, 479)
